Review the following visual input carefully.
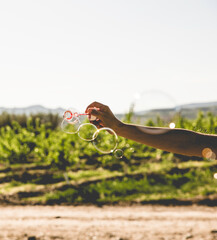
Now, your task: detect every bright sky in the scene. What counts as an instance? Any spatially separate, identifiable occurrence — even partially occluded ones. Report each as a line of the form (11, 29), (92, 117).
(0, 0), (217, 113)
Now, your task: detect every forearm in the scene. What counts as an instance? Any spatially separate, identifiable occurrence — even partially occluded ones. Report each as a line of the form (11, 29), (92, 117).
(114, 122), (216, 157)
(86, 102), (217, 158)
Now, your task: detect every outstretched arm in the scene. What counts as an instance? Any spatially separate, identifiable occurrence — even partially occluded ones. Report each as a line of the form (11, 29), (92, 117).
(86, 102), (217, 158)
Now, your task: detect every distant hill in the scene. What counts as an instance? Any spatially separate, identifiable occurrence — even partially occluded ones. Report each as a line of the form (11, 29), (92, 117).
(0, 101), (217, 119)
(177, 101), (217, 109)
(0, 105), (65, 115)
(176, 101), (217, 119)
(116, 101), (217, 121)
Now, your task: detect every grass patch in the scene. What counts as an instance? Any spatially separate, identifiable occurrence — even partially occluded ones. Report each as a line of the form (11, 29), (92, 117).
(1, 157), (217, 205)
(0, 181), (39, 194)
(29, 166), (217, 205)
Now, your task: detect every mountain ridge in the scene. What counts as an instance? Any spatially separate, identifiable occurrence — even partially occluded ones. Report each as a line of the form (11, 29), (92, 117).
(0, 101), (217, 116)
(0, 105), (65, 115)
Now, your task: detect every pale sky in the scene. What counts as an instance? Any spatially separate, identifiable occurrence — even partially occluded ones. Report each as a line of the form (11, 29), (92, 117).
(0, 0), (217, 113)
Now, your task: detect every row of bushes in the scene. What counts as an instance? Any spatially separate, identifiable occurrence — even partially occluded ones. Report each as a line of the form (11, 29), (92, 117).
(0, 111), (216, 171)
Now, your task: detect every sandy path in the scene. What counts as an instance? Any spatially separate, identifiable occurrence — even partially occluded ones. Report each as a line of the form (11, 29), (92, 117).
(0, 205), (217, 240)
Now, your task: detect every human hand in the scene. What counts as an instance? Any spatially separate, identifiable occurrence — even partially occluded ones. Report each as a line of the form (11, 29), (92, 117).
(85, 101), (122, 131)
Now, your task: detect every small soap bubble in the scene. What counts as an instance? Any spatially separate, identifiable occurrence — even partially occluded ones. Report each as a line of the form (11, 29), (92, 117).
(63, 108), (79, 122)
(202, 148), (216, 160)
(129, 148), (134, 152)
(169, 122), (176, 129)
(93, 127), (118, 154)
(78, 123), (97, 141)
(114, 149), (124, 159)
(64, 110), (73, 120)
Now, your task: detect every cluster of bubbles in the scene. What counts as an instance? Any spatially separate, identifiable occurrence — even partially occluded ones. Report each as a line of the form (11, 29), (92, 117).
(60, 108), (123, 159)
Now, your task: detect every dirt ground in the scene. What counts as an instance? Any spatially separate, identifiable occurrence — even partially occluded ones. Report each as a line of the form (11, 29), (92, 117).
(0, 205), (217, 240)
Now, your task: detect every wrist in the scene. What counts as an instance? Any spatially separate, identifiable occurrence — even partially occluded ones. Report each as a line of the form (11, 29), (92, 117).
(113, 120), (125, 135)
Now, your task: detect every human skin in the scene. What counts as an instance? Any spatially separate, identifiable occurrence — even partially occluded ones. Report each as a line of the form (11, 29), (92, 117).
(86, 101), (217, 158)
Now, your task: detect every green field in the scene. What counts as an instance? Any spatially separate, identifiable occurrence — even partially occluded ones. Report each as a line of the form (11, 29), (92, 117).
(0, 111), (217, 205)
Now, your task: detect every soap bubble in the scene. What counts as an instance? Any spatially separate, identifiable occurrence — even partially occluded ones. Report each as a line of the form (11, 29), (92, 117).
(132, 89), (178, 127)
(61, 118), (81, 134)
(93, 127), (118, 154)
(129, 147), (134, 152)
(62, 108), (79, 122)
(202, 148), (216, 160)
(78, 123), (97, 141)
(169, 122), (176, 129)
(114, 149), (124, 159)
(64, 110), (73, 120)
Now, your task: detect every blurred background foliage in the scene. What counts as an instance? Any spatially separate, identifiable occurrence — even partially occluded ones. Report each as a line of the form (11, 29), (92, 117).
(0, 110), (217, 205)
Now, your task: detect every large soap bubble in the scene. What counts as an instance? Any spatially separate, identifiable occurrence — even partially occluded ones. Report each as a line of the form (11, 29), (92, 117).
(93, 127), (118, 154)
(132, 89), (178, 128)
(78, 123), (97, 141)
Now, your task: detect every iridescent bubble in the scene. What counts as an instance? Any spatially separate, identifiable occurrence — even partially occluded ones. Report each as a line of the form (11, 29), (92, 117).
(132, 89), (178, 127)
(93, 127), (118, 154)
(114, 149), (124, 159)
(129, 148), (134, 153)
(202, 148), (216, 160)
(169, 122), (176, 129)
(63, 108), (79, 122)
(61, 118), (80, 134)
(78, 123), (97, 141)
(64, 110), (73, 120)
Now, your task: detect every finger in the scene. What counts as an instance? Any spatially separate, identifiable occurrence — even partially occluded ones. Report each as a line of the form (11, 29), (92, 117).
(90, 118), (102, 124)
(85, 102), (108, 113)
(90, 109), (101, 116)
(85, 102), (103, 113)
